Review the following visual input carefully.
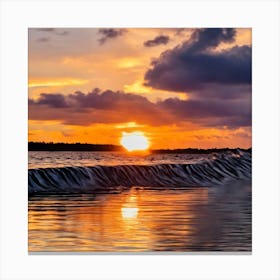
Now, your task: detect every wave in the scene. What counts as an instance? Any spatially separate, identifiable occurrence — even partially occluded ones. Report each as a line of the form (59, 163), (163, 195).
(28, 151), (251, 195)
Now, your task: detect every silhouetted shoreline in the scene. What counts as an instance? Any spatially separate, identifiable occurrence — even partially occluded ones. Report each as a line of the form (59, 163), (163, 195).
(28, 142), (251, 154)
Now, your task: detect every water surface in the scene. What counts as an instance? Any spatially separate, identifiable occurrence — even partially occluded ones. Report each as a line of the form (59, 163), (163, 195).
(29, 181), (251, 252)
(28, 151), (216, 169)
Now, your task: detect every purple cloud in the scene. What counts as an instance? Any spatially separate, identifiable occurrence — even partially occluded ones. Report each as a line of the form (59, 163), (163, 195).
(144, 35), (170, 47)
(98, 28), (127, 45)
(187, 28), (236, 53)
(29, 88), (251, 128)
(35, 93), (68, 108)
(144, 28), (251, 92)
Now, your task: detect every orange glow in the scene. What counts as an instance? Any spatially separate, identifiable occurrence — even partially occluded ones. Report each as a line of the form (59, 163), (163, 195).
(120, 131), (150, 152)
(124, 80), (151, 94)
(28, 119), (251, 149)
(28, 28), (252, 149)
(28, 78), (88, 88)
(121, 192), (139, 219)
(117, 58), (143, 69)
(123, 79), (188, 101)
(114, 122), (145, 129)
(28, 188), (209, 252)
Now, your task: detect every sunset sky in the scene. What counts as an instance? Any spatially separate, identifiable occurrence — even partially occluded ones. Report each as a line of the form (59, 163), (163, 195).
(28, 28), (252, 149)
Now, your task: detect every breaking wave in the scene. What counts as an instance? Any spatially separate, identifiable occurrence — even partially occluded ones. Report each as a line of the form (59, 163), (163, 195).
(28, 151), (251, 195)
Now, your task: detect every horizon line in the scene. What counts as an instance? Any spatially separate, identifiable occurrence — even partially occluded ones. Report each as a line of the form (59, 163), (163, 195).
(28, 142), (251, 151)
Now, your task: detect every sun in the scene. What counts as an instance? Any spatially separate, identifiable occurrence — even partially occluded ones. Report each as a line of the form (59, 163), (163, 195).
(120, 131), (150, 152)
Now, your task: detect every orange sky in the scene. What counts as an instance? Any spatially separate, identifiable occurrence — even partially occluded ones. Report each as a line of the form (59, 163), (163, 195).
(28, 28), (252, 149)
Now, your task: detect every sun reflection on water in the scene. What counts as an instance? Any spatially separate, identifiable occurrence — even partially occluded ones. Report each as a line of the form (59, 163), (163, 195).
(121, 207), (139, 219)
(121, 191), (139, 219)
(28, 188), (216, 252)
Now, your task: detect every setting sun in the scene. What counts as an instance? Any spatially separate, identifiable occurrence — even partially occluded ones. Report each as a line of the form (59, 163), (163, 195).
(120, 131), (150, 152)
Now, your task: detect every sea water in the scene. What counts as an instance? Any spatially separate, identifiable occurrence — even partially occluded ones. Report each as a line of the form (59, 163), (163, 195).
(28, 150), (251, 252)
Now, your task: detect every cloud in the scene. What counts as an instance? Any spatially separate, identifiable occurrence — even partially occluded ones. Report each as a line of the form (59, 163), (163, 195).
(29, 88), (251, 128)
(32, 28), (68, 36)
(98, 28), (127, 45)
(31, 28), (69, 43)
(37, 37), (50, 43)
(144, 35), (170, 47)
(29, 89), (167, 126)
(144, 28), (251, 92)
(34, 93), (68, 107)
(187, 28), (236, 52)
(67, 88), (154, 110)
(188, 84), (252, 102)
(33, 28), (55, 32)
(158, 97), (251, 128)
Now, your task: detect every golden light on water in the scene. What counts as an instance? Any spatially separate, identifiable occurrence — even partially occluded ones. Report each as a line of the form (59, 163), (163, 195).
(120, 131), (150, 152)
(121, 192), (139, 219)
(29, 188), (210, 252)
(121, 207), (139, 219)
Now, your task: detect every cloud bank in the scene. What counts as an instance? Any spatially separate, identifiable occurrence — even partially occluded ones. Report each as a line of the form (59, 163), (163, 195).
(144, 28), (251, 92)
(29, 88), (251, 128)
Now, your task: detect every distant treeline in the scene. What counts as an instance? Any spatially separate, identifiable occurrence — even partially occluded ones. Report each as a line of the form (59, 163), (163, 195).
(28, 142), (124, 151)
(152, 147), (252, 154)
(28, 142), (251, 154)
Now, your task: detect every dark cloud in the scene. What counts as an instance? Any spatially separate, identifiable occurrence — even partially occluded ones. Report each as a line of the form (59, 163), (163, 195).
(188, 28), (236, 53)
(29, 89), (167, 126)
(98, 28), (127, 45)
(31, 88), (158, 112)
(29, 88), (251, 128)
(144, 35), (170, 47)
(159, 98), (240, 119)
(190, 84), (252, 100)
(35, 93), (68, 108)
(158, 97), (251, 128)
(144, 28), (251, 92)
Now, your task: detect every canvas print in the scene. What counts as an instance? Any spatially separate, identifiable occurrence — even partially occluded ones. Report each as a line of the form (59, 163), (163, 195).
(28, 28), (252, 252)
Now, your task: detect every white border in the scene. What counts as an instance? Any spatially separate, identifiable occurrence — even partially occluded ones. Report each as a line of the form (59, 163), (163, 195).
(1, 0), (279, 279)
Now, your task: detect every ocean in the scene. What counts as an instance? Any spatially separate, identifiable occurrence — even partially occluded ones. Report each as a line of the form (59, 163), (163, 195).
(28, 150), (252, 252)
